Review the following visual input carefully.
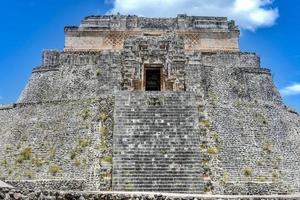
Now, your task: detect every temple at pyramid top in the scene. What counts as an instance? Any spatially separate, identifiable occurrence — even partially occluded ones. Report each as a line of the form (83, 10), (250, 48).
(64, 14), (240, 51)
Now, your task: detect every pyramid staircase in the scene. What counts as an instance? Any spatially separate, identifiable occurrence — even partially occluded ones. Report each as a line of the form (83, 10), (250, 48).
(112, 91), (204, 193)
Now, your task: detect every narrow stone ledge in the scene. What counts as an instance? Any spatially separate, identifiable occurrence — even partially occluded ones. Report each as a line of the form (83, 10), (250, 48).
(233, 67), (271, 75)
(32, 66), (59, 73)
(0, 103), (16, 110)
(0, 190), (299, 200)
(6, 179), (86, 191)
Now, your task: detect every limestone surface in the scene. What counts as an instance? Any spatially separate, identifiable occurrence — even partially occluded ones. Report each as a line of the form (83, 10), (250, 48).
(0, 14), (299, 195)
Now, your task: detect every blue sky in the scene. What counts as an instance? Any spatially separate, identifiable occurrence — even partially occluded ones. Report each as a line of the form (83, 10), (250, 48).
(0, 0), (299, 112)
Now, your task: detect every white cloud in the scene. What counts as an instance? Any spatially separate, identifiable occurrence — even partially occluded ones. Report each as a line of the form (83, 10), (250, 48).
(280, 84), (300, 96)
(108, 0), (279, 31)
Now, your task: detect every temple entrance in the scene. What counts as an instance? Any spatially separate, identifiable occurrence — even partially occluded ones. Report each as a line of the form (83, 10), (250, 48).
(145, 67), (162, 91)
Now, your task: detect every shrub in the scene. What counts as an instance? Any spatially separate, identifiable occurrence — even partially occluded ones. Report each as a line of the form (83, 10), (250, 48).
(16, 147), (32, 163)
(272, 171), (281, 179)
(100, 112), (109, 122)
(207, 147), (219, 155)
(70, 151), (77, 160)
(32, 158), (47, 166)
(101, 156), (112, 164)
(99, 141), (108, 152)
(222, 173), (230, 184)
(74, 159), (81, 167)
(25, 170), (33, 178)
(256, 160), (263, 166)
(79, 138), (90, 149)
(243, 166), (253, 177)
(204, 181), (213, 193)
(82, 158), (88, 166)
(100, 127), (108, 137)
(96, 69), (101, 77)
(49, 147), (56, 159)
(203, 166), (211, 176)
(258, 176), (268, 182)
(1, 159), (7, 166)
(81, 109), (90, 120)
(262, 143), (273, 154)
(48, 164), (60, 175)
(213, 132), (220, 143)
(199, 120), (211, 129)
(103, 172), (112, 181)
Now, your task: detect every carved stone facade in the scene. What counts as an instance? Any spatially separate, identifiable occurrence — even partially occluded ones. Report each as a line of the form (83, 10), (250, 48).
(65, 14), (239, 52)
(0, 14), (300, 196)
(122, 33), (186, 91)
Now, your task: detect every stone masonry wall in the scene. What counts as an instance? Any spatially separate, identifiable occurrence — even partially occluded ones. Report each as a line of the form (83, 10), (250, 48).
(205, 101), (300, 195)
(65, 31), (239, 52)
(18, 51), (122, 103)
(1, 20), (300, 196)
(121, 33), (186, 91)
(185, 52), (299, 194)
(64, 15), (239, 51)
(0, 97), (114, 191)
(185, 52), (281, 103)
(1, 189), (300, 200)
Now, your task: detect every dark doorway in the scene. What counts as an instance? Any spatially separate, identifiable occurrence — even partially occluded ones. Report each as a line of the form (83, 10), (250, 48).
(145, 69), (161, 91)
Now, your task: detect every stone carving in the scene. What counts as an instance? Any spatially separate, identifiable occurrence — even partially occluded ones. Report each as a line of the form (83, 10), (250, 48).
(0, 14), (299, 197)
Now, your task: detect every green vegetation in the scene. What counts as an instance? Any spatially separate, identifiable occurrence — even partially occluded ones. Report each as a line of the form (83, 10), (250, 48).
(48, 164), (60, 175)
(5, 145), (12, 151)
(286, 185), (295, 195)
(99, 141), (108, 152)
(32, 157), (47, 166)
(204, 181), (213, 193)
(102, 172), (112, 181)
(233, 100), (243, 109)
(70, 151), (77, 160)
(16, 147), (32, 163)
(201, 157), (210, 165)
(203, 166), (211, 176)
(74, 159), (81, 167)
(199, 120), (211, 129)
(1, 159), (8, 166)
(80, 109), (90, 120)
(222, 173), (230, 184)
(49, 147), (56, 159)
(256, 160), (263, 166)
(207, 147), (219, 155)
(96, 69), (101, 77)
(101, 156), (112, 164)
(272, 171), (281, 180)
(100, 112), (109, 122)
(25, 170), (33, 178)
(243, 166), (253, 177)
(262, 143), (273, 154)
(208, 92), (220, 106)
(82, 158), (88, 166)
(69, 138), (90, 162)
(79, 138), (90, 149)
(100, 127), (108, 136)
(212, 132), (220, 143)
(254, 113), (268, 125)
(257, 176), (268, 182)
(200, 142), (208, 150)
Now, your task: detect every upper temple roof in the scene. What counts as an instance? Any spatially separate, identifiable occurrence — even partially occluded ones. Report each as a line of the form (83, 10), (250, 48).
(64, 14), (240, 51)
(65, 14), (239, 31)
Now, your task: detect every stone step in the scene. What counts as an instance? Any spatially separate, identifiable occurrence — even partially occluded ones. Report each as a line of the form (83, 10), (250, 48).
(113, 91), (204, 193)
(113, 168), (201, 172)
